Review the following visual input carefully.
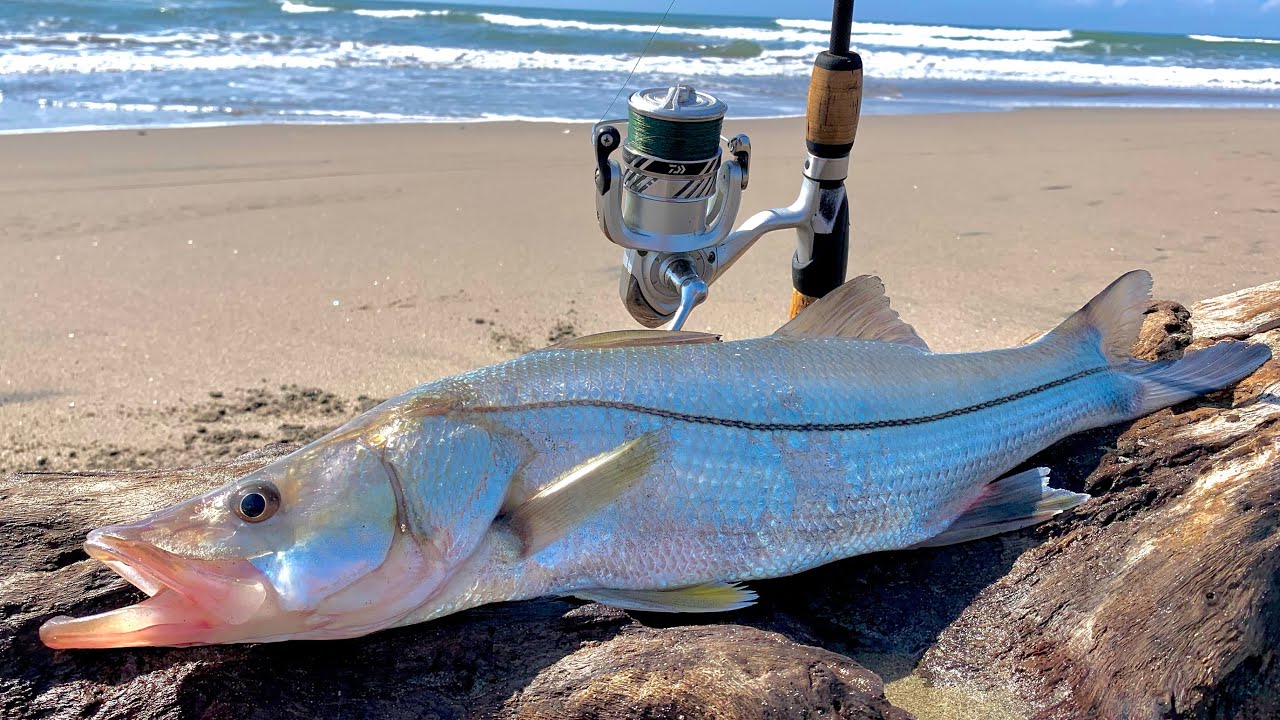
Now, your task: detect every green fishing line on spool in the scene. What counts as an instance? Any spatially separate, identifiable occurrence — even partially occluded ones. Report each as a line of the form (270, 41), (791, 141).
(626, 108), (723, 162)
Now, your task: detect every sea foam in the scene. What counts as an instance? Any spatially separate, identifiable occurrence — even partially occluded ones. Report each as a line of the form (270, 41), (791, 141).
(2, 2), (1277, 133)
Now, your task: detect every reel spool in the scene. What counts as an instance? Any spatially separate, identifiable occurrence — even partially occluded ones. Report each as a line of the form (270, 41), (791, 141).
(621, 86), (725, 238)
(593, 85), (751, 327)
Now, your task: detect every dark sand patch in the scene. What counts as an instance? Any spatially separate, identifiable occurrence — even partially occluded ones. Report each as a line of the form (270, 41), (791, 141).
(0, 385), (383, 474)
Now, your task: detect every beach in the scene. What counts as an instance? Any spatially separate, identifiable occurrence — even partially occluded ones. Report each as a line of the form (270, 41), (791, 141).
(3, 108), (1278, 477)
(2, 107), (1278, 719)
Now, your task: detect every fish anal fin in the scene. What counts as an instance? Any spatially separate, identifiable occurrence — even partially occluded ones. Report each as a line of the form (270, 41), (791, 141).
(540, 330), (721, 352)
(913, 467), (1089, 548)
(508, 431), (665, 557)
(774, 275), (929, 351)
(576, 581), (757, 613)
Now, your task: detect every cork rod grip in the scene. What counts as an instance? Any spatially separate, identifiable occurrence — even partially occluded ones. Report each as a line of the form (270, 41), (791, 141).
(788, 289), (819, 319)
(804, 52), (864, 155)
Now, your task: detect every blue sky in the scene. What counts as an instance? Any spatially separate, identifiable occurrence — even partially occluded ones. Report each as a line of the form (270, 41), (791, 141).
(446, 0), (1280, 37)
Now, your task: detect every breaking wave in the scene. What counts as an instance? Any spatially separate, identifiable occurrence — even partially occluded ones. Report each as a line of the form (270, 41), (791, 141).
(351, 9), (429, 19)
(279, 1), (334, 14)
(5, 41), (1277, 93)
(1189, 34), (1280, 45)
(3, 0), (1277, 132)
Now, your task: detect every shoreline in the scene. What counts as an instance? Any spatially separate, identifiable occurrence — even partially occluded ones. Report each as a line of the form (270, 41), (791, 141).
(3, 104), (1278, 720)
(4, 101), (1280, 137)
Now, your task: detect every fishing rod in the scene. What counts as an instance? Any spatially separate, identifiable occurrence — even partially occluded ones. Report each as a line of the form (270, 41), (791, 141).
(591, 0), (861, 328)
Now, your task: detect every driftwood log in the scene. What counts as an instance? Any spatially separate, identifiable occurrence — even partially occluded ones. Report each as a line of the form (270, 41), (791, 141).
(3, 281), (1278, 720)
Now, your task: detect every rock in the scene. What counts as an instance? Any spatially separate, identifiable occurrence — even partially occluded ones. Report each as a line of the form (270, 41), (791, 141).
(4, 281), (1279, 720)
(505, 625), (911, 720)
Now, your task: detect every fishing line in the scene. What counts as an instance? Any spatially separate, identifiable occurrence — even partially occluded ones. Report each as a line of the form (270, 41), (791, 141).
(626, 108), (722, 160)
(598, 0), (679, 122)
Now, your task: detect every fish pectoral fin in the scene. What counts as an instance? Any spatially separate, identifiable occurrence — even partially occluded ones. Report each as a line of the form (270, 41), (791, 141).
(575, 582), (757, 613)
(912, 467), (1089, 548)
(507, 431), (665, 557)
(539, 329), (721, 352)
(773, 275), (930, 351)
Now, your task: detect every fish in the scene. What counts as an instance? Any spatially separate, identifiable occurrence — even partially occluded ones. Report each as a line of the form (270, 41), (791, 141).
(39, 270), (1270, 649)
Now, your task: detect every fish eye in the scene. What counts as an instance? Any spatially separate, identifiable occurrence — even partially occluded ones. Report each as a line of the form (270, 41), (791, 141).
(232, 483), (280, 523)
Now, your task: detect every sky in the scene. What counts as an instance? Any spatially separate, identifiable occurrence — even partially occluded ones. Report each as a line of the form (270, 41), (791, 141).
(442, 0), (1280, 38)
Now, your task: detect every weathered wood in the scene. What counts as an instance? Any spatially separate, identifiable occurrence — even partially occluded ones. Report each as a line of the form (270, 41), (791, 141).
(918, 286), (1280, 719)
(4, 281), (1278, 720)
(1189, 280), (1280, 343)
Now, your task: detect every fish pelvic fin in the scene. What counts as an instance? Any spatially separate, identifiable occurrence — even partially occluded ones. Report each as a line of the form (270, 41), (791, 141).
(1040, 269), (1153, 364)
(507, 431), (665, 557)
(575, 581), (757, 613)
(774, 275), (930, 351)
(913, 467), (1089, 548)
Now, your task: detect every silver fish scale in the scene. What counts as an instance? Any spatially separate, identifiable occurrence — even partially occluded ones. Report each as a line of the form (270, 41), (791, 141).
(409, 335), (1133, 598)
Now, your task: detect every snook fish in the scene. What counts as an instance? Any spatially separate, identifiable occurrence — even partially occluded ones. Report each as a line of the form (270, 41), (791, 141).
(41, 270), (1269, 648)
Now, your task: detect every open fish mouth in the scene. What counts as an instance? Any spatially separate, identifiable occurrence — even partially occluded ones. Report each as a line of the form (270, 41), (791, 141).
(39, 528), (270, 649)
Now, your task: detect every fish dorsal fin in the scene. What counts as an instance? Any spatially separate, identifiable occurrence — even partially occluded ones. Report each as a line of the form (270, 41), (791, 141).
(507, 431), (665, 557)
(774, 275), (930, 351)
(542, 329), (721, 351)
(576, 582), (757, 613)
(912, 467), (1089, 548)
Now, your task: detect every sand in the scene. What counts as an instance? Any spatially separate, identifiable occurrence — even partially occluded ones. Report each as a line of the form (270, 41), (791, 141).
(2, 108), (1277, 716)
(3, 109), (1278, 473)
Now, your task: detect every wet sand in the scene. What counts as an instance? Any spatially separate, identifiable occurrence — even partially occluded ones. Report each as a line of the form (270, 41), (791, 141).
(2, 108), (1277, 717)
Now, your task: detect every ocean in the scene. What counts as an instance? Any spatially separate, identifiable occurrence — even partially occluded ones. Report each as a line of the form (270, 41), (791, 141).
(1, 0), (1278, 133)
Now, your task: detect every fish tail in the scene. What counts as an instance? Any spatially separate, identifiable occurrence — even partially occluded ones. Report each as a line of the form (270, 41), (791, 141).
(1124, 342), (1270, 416)
(1042, 269), (1271, 417)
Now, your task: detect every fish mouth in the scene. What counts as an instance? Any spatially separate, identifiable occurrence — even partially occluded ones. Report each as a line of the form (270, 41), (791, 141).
(39, 528), (271, 649)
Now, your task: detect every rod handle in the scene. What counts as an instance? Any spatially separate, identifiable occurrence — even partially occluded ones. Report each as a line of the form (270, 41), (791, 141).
(789, 290), (819, 319)
(805, 51), (863, 159)
(790, 190), (849, 319)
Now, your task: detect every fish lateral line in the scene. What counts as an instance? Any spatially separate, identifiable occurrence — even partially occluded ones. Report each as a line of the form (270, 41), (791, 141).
(462, 365), (1112, 433)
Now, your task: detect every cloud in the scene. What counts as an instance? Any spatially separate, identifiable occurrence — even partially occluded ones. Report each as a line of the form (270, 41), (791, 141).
(1262, 0), (1280, 11)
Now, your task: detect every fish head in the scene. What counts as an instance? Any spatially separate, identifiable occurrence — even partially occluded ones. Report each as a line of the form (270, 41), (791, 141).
(40, 436), (442, 648)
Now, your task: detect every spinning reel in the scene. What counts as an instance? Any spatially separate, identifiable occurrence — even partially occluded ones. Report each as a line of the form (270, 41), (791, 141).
(592, 85), (749, 328)
(591, 1), (862, 329)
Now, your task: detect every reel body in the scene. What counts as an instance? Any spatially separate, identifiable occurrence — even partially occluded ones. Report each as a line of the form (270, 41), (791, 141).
(593, 84), (845, 330)
(594, 85), (753, 327)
